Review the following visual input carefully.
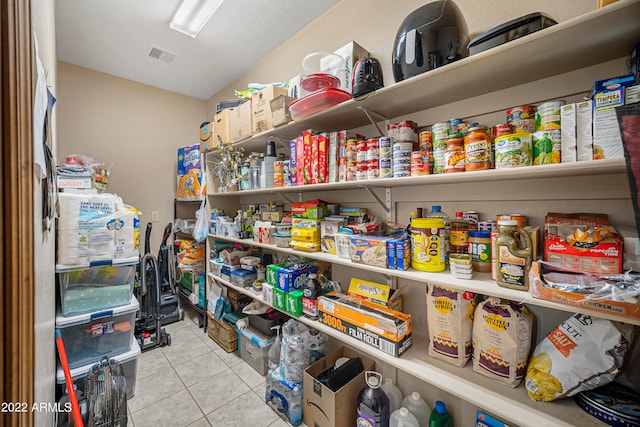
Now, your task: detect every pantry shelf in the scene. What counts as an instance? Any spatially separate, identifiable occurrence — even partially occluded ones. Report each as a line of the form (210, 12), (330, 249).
(212, 274), (603, 427)
(208, 235), (640, 326)
(209, 158), (627, 196)
(204, 0), (640, 153)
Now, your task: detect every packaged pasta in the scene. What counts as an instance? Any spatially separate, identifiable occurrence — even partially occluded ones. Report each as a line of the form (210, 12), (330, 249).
(525, 313), (631, 402)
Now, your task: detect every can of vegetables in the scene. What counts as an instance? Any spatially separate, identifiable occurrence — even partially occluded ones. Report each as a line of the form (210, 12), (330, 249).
(494, 133), (532, 168)
(532, 129), (561, 165)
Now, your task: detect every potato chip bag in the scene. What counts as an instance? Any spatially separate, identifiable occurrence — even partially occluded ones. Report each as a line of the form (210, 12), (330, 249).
(525, 313), (630, 402)
(472, 298), (535, 387)
(427, 284), (476, 367)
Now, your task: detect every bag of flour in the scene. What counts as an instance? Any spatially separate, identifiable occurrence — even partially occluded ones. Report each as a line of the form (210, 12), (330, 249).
(427, 284), (476, 367)
(525, 314), (631, 402)
(472, 298), (535, 387)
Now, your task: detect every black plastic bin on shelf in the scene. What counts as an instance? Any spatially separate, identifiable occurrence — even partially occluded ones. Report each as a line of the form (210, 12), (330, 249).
(248, 311), (290, 336)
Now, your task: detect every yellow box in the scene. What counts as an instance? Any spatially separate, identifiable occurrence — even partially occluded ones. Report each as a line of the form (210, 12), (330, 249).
(252, 85), (288, 134)
(291, 227), (320, 242)
(347, 278), (403, 311)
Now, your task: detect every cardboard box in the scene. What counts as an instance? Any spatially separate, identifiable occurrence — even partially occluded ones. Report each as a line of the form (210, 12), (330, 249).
(213, 109), (232, 146)
(252, 85), (288, 134)
(332, 41), (370, 93)
(592, 74), (635, 160)
(229, 101), (252, 142)
(318, 293), (412, 357)
(285, 290), (303, 316)
(270, 94), (294, 127)
(320, 217), (347, 254)
(560, 103), (577, 163)
(303, 347), (375, 427)
(543, 213), (622, 274)
(200, 121), (213, 151)
(277, 264), (318, 292)
(273, 288), (287, 312)
(529, 262), (640, 320)
(576, 100), (593, 161)
(347, 278), (403, 311)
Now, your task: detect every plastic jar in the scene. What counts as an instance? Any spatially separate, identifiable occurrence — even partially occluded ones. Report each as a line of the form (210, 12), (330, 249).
(410, 218), (445, 272)
(495, 220), (533, 290)
(464, 126), (492, 171)
(468, 231), (492, 272)
(444, 134), (465, 173)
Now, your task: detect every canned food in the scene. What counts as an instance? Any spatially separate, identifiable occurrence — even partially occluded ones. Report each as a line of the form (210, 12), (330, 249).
(433, 148), (446, 174)
(533, 129), (561, 164)
(346, 139), (358, 161)
(496, 213), (527, 227)
(507, 105), (537, 133)
(432, 122), (451, 141)
(380, 158), (392, 178)
(366, 159), (379, 179)
(346, 160), (357, 182)
(536, 100), (565, 131)
(492, 124), (512, 138)
(393, 142), (415, 152)
(478, 220), (496, 233)
(494, 133), (532, 168)
(397, 120), (418, 142)
(464, 126), (492, 171)
(393, 170), (411, 178)
(387, 124), (398, 140)
(380, 137), (393, 158)
(463, 211), (479, 231)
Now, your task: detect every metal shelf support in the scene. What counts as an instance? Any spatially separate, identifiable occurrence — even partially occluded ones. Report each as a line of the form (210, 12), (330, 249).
(357, 106), (390, 137)
(361, 186), (392, 222)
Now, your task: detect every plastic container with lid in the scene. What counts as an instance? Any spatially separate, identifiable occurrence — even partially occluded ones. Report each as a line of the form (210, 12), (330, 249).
(429, 401), (453, 427)
(401, 392), (430, 427)
(495, 219), (533, 290)
(55, 295), (139, 369)
(411, 218), (445, 272)
(464, 126), (492, 171)
(390, 407), (420, 427)
(468, 231), (492, 272)
(299, 73), (341, 97)
(302, 52), (344, 77)
(289, 88), (351, 120)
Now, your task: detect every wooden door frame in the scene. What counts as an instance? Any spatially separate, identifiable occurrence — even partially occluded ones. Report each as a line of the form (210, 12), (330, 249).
(1, 1), (35, 426)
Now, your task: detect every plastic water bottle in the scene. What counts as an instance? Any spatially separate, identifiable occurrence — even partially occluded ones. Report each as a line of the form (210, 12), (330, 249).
(401, 392), (430, 427)
(427, 206), (450, 259)
(381, 378), (404, 414)
(357, 371), (390, 427)
(390, 407), (420, 427)
(268, 325), (282, 371)
(302, 273), (322, 320)
(428, 401), (452, 427)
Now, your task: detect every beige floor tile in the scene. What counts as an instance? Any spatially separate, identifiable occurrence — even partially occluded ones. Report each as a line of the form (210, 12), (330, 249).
(136, 348), (172, 381)
(173, 351), (227, 387)
(127, 367), (185, 413)
(131, 389), (203, 427)
(188, 368), (250, 415)
(186, 417), (212, 427)
(212, 346), (244, 368)
(231, 360), (266, 389)
(162, 335), (211, 365)
(205, 390), (278, 427)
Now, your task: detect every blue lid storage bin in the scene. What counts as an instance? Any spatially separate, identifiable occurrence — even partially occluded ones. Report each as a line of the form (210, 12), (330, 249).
(55, 295), (139, 369)
(56, 257), (138, 317)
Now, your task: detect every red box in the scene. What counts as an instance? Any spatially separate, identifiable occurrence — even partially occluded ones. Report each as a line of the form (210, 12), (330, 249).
(311, 134), (319, 184)
(302, 130), (317, 185)
(543, 213), (623, 274)
(295, 136), (304, 186)
(318, 132), (329, 184)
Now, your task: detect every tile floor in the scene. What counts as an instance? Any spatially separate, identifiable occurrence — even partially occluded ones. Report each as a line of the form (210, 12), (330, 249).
(127, 309), (302, 427)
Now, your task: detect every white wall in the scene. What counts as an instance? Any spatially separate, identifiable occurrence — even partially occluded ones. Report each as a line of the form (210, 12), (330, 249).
(31, 0), (57, 425)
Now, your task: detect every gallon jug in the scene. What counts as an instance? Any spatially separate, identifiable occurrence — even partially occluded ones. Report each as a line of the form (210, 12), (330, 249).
(495, 219), (533, 291)
(357, 371), (390, 427)
(381, 378), (404, 414)
(428, 401), (452, 427)
(390, 407), (420, 427)
(401, 392), (430, 427)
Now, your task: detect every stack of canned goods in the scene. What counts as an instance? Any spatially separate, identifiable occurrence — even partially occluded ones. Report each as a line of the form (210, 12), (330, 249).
(379, 137), (393, 178)
(346, 138), (358, 181)
(389, 120), (418, 178)
(366, 138), (380, 180)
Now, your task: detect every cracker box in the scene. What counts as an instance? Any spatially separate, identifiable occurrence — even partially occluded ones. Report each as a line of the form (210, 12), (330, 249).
(289, 138), (298, 186)
(318, 293), (412, 357)
(560, 103), (577, 163)
(543, 213), (623, 274)
(318, 132), (329, 184)
(576, 100), (593, 162)
(295, 136), (305, 186)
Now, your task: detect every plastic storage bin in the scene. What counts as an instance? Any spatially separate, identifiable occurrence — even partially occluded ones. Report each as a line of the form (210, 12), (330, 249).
(56, 338), (141, 399)
(57, 257), (138, 316)
(239, 326), (275, 375)
(55, 295), (139, 369)
(230, 269), (257, 287)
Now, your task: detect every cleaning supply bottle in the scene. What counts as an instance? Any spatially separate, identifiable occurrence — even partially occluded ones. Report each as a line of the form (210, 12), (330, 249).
(357, 371), (390, 427)
(401, 392), (430, 427)
(428, 401), (452, 427)
(390, 407), (420, 427)
(268, 325), (282, 371)
(381, 378), (404, 414)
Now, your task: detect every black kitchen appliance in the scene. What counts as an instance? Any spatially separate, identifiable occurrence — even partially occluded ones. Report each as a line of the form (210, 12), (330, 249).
(468, 12), (557, 56)
(352, 57), (384, 98)
(392, 0), (468, 83)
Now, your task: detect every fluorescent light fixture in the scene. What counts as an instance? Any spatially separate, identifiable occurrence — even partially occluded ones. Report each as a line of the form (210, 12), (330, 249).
(170, 0), (223, 38)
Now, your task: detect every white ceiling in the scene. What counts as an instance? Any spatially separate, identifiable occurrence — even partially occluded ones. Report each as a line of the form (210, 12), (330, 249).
(55, 0), (340, 100)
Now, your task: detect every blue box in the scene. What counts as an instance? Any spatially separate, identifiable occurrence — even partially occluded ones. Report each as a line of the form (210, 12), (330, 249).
(387, 240), (396, 269)
(289, 139), (297, 186)
(277, 264), (317, 292)
(395, 238), (411, 271)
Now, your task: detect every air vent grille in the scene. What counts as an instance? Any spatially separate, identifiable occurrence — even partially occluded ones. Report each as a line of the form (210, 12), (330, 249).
(148, 46), (178, 64)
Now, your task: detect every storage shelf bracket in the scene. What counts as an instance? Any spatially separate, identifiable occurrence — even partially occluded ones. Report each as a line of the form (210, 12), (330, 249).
(275, 191), (297, 205)
(357, 106), (390, 137)
(360, 186), (392, 221)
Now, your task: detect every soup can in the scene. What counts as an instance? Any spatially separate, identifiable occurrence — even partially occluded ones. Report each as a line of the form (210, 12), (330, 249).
(432, 122), (451, 141)
(380, 137), (393, 158)
(346, 160), (357, 181)
(367, 159), (380, 179)
(507, 105), (537, 133)
(346, 139), (358, 161)
(380, 158), (392, 178)
(410, 218), (445, 272)
(496, 213), (527, 227)
(536, 100), (565, 131)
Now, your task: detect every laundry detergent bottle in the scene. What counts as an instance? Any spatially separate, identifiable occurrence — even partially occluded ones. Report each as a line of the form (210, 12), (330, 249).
(401, 392), (430, 427)
(357, 371), (391, 427)
(428, 401), (452, 427)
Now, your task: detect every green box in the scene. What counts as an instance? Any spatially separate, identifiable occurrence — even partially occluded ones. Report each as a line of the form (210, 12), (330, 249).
(286, 290), (303, 317)
(180, 271), (194, 291)
(273, 288), (287, 312)
(267, 263), (286, 287)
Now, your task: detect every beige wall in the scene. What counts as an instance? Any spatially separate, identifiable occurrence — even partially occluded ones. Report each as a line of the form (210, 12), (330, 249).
(206, 0), (594, 116)
(31, 0), (57, 424)
(56, 62), (208, 249)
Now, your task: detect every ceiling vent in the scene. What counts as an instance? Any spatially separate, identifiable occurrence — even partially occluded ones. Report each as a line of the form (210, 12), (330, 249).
(148, 46), (178, 64)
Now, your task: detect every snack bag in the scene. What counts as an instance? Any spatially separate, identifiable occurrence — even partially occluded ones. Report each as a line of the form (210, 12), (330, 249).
(427, 284), (476, 367)
(472, 298), (534, 387)
(525, 313), (630, 402)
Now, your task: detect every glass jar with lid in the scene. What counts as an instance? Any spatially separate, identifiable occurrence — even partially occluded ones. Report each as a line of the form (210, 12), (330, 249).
(464, 126), (492, 171)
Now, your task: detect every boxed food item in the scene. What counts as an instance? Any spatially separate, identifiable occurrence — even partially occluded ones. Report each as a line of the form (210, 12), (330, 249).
(347, 278), (402, 311)
(387, 237), (411, 270)
(560, 103), (577, 163)
(291, 199), (329, 220)
(349, 235), (395, 268)
(303, 347), (375, 427)
(252, 85), (288, 134)
(529, 262), (640, 320)
(592, 74), (636, 160)
(292, 217), (320, 229)
(321, 217), (347, 254)
(544, 213), (623, 274)
(576, 100), (594, 162)
(291, 227), (320, 242)
(291, 240), (321, 253)
(289, 138), (298, 186)
(318, 293), (412, 357)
